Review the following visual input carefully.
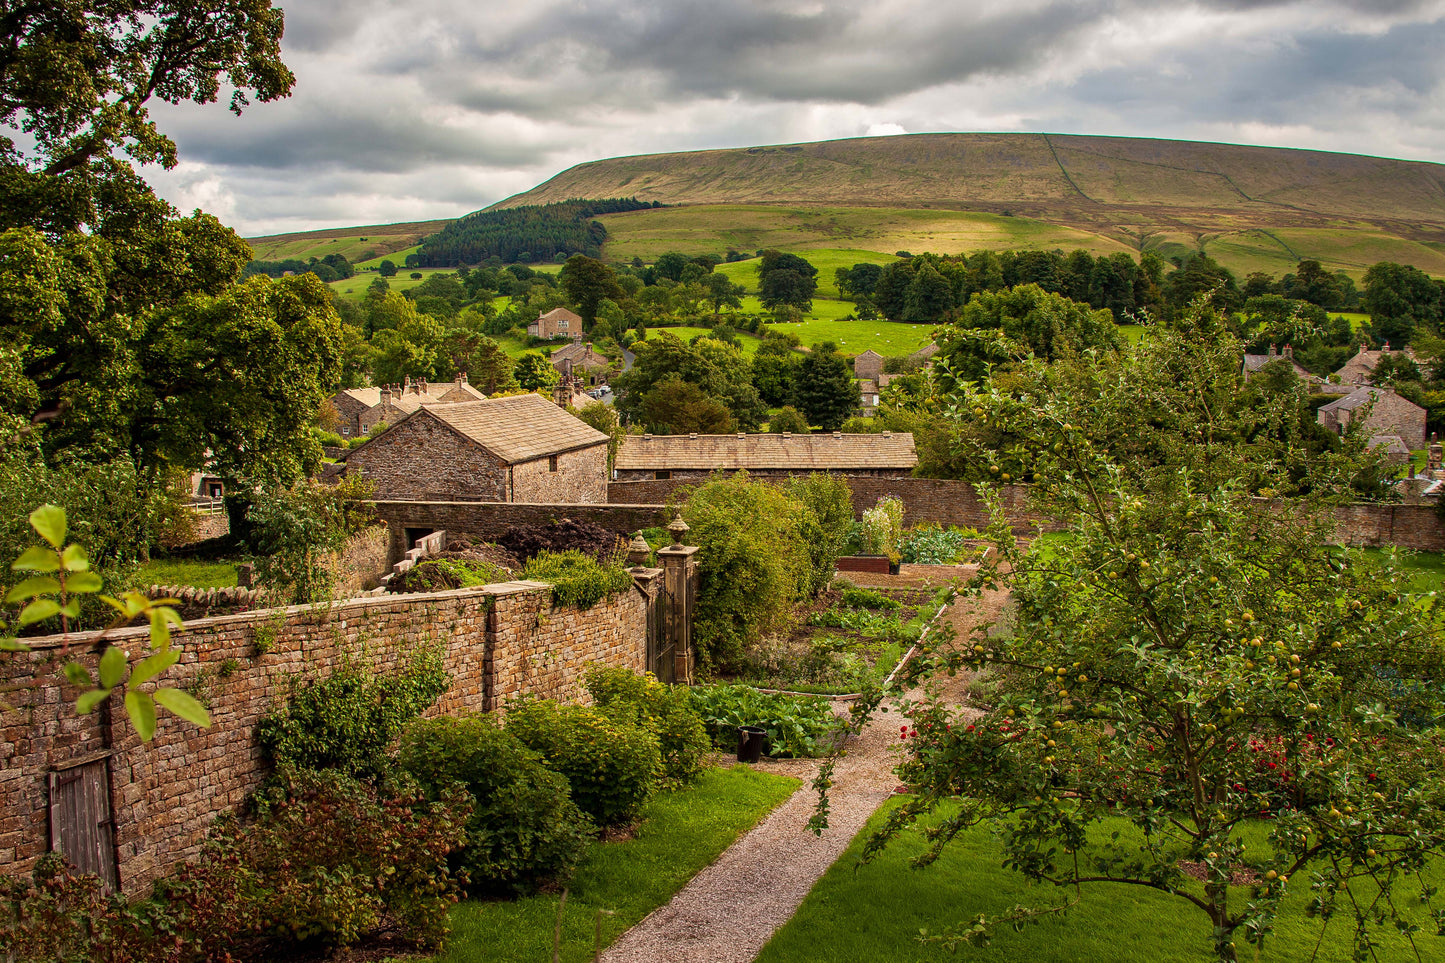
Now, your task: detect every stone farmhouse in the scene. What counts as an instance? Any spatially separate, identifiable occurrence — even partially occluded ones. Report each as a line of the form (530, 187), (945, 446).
(528, 307), (584, 341)
(1316, 386), (1427, 449)
(331, 375), (487, 438)
(340, 393), (610, 502)
(613, 431), (917, 481)
(550, 341), (612, 385)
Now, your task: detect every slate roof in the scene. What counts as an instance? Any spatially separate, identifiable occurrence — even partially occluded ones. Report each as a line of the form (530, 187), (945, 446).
(551, 342), (611, 370)
(344, 393), (608, 464)
(615, 432), (917, 471)
(426, 394), (609, 462)
(1367, 434), (1411, 455)
(1318, 387), (1401, 415)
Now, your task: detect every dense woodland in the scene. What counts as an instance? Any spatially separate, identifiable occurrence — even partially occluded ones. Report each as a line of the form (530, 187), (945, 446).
(414, 198), (659, 267)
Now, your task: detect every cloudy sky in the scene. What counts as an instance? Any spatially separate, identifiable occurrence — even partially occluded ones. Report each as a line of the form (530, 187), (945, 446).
(143, 0), (1445, 237)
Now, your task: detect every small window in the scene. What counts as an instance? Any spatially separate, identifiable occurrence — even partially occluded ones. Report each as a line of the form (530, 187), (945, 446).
(548, 455), (559, 472)
(559, 320), (569, 329)
(655, 470), (671, 480)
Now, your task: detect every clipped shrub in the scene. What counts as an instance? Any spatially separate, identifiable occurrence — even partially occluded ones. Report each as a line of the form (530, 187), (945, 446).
(256, 646), (448, 779)
(584, 666), (710, 785)
(505, 700), (661, 825)
(690, 684), (842, 758)
(520, 549), (633, 609)
(682, 471), (814, 672)
(398, 714), (594, 895)
(176, 769), (469, 953)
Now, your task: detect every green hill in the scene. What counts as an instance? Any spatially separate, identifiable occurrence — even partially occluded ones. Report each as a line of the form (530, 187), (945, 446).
(247, 133), (1445, 279)
(246, 219), (452, 264)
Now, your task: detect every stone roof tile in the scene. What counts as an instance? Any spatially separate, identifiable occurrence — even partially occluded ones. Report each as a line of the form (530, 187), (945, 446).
(615, 432), (917, 471)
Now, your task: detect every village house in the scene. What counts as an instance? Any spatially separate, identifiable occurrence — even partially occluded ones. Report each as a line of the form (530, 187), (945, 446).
(340, 393), (610, 502)
(528, 307), (584, 341)
(330, 374), (487, 438)
(1333, 341), (1416, 386)
(1316, 386), (1427, 449)
(550, 341), (612, 385)
(1241, 344), (1315, 383)
(613, 431), (918, 481)
(852, 349), (884, 381)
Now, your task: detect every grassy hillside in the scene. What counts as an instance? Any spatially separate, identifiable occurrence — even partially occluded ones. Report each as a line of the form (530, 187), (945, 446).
(247, 219), (452, 264)
(496, 133), (1445, 279)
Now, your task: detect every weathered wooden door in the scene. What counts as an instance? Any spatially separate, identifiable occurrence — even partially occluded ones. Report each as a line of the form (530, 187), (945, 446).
(48, 759), (118, 891)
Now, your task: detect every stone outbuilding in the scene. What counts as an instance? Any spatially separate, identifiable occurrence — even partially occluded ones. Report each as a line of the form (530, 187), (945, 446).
(331, 374), (487, 438)
(1316, 387), (1426, 450)
(528, 307), (584, 341)
(340, 393), (610, 502)
(613, 431), (917, 481)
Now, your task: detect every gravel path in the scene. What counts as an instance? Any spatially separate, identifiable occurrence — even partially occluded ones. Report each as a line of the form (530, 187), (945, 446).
(599, 583), (1005, 963)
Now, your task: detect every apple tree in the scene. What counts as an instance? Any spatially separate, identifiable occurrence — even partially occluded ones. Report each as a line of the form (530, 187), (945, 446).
(819, 312), (1445, 961)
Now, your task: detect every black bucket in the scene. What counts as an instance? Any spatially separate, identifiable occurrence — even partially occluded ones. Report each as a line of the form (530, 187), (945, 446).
(737, 726), (767, 763)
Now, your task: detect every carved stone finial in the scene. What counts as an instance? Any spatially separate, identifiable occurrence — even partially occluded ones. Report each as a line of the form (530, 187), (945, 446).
(667, 511), (690, 547)
(626, 532), (652, 566)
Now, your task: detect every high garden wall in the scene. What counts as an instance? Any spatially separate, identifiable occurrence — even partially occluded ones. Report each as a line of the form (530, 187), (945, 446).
(0, 572), (661, 895)
(605, 477), (1445, 551)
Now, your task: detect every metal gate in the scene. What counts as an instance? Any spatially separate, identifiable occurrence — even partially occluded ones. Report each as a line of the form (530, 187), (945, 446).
(646, 583), (673, 683)
(48, 758), (118, 891)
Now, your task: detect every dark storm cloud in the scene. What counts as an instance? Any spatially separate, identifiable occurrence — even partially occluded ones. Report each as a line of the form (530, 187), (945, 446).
(141, 0), (1445, 234)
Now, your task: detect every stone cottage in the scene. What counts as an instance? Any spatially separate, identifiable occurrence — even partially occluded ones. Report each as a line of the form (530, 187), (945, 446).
(1316, 387), (1427, 449)
(341, 393), (610, 502)
(528, 307), (584, 341)
(1241, 344), (1315, 383)
(550, 342), (612, 385)
(613, 431), (917, 481)
(1333, 342), (1416, 386)
(330, 374), (487, 438)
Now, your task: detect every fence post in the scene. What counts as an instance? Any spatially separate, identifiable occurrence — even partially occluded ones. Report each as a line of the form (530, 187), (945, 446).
(655, 513), (699, 685)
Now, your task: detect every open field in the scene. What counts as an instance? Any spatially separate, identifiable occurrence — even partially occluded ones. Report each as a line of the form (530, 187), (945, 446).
(327, 266), (455, 302)
(757, 802), (1445, 963)
(599, 206), (1137, 266)
(246, 219), (450, 263)
(644, 325), (766, 356)
(715, 248), (899, 299)
(439, 766), (798, 963)
(766, 316), (937, 355)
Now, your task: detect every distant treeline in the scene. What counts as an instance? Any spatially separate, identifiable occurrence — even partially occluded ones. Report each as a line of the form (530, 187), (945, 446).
(415, 198), (660, 267)
(244, 252), (355, 282)
(836, 249), (1364, 324)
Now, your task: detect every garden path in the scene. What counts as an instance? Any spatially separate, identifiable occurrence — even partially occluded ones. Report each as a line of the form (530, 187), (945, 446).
(597, 579), (1010, 963)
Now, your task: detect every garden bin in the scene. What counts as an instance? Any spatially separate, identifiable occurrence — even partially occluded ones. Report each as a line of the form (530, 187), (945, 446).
(737, 726), (767, 763)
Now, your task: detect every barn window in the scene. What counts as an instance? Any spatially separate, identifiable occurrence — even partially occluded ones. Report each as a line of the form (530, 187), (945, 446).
(655, 470), (671, 480)
(549, 455), (559, 472)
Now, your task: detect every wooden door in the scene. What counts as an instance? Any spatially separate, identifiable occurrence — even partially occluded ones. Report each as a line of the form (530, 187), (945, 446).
(48, 759), (119, 891)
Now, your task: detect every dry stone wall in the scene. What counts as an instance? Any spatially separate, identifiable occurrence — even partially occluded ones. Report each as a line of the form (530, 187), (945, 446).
(0, 571), (659, 895)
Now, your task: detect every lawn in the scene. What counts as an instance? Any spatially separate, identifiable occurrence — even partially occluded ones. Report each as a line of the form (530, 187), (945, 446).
(647, 325), (766, 356)
(765, 314), (938, 356)
(1356, 547), (1445, 595)
(327, 266), (457, 303)
(136, 559), (239, 589)
(714, 249), (899, 299)
(757, 803), (1445, 963)
(436, 765), (799, 963)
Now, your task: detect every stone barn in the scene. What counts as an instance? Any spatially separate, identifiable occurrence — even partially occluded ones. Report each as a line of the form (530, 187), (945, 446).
(1317, 387), (1427, 450)
(613, 431), (917, 481)
(340, 393), (610, 502)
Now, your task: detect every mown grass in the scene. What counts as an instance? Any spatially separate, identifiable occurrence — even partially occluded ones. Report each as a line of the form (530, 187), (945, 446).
(1356, 548), (1445, 595)
(435, 765), (799, 963)
(646, 325), (766, 356)
(757, 803), (1445, 963)
(765, 315), (937, 355)
(136, 559), (239, 589)
(327, 266), (456, 303)
(714, 249), (899, 298)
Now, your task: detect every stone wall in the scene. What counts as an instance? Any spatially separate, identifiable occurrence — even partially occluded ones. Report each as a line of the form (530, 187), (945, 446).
(330, 524), (392, 595)
(512, 444), (609, 504)
(372, 500), (672, 564)
(608, 476), (1445, 550)
(0, 572), (660, 895)
(346, 413), (509, 501)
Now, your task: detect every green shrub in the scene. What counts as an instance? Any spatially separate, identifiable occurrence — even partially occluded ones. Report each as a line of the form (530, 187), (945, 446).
(783, 472), (855, 596)
(398, 714), (594, 895)
(505, 700), (660, 825)
(690, 685), (842, 758)
(839, 586), (900, 611)
(393, 557), (508, 593)
(246, 476), (378, 603)
(584, 666), (710, 785)
(682, 472), (815, 672)
(256, 647), (448, 779)
(520, 549), (634, 609)
(859, 496), (903, 559)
